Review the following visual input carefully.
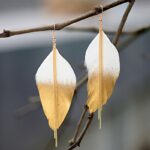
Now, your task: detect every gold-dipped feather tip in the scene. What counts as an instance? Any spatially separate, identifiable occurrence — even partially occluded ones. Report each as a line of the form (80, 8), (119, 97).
(37, 83), (75, 129)
(87, 73), (116, 114)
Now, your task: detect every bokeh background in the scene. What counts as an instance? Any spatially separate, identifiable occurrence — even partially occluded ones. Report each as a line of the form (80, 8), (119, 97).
(0, 0), (150, 150)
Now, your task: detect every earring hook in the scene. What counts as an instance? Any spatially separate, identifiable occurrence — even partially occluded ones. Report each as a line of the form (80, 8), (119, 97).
(52, 24), (56, 49)
(100, 5), (103, 14)
(99, 5), (103, 22)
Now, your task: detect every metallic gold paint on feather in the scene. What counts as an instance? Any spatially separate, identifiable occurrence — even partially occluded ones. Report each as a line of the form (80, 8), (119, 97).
(85, 17), (120, 114)
(87, 72), (116, 113)
(37, 83), (75, 129)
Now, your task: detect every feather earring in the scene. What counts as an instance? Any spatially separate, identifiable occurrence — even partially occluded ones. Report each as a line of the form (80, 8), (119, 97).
(35, 25), (76, 147)
(84, 5), (120, 128)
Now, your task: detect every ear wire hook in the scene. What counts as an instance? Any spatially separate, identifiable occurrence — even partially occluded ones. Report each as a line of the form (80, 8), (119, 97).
(99, 5), (103, 22)
(100, 5), (103, 13)
(52, 24), (56, 49)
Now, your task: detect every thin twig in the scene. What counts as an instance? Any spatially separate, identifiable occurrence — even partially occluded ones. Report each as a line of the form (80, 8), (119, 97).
(14, 101), (41, 119)
(68, 113), (94, 150)
(118, 26), (150, 51)
(65, 27), (99, 33)
(69, 105), (88, 145)
(0, 0), (131, 38)
(65, 26), (150, 35)
(76, 74), (88, 89)
(113, 0), (135, 45)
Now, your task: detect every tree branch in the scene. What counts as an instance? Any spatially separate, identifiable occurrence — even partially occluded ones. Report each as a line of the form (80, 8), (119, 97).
(69, 105), (88, 146)
(113, 0), (135, 45)
(65, 25), (150, 35)
(68, 113), (94, 150)
(0, 0), (131, 38)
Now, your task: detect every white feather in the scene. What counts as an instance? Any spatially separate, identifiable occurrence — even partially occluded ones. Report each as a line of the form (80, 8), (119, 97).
(36, 49), (76, 85)
(85, 32), (120, 77)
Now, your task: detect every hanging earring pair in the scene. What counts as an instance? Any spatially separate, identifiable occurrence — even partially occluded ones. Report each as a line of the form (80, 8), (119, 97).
(35, 4), (120, 147)
(35, 24), (76, 147)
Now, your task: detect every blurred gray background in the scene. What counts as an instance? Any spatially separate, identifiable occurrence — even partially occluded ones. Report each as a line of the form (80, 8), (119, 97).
(0, 0), (150, 150)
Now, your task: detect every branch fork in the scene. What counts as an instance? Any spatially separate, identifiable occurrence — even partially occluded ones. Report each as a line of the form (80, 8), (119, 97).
(68, 106), (94, 150)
